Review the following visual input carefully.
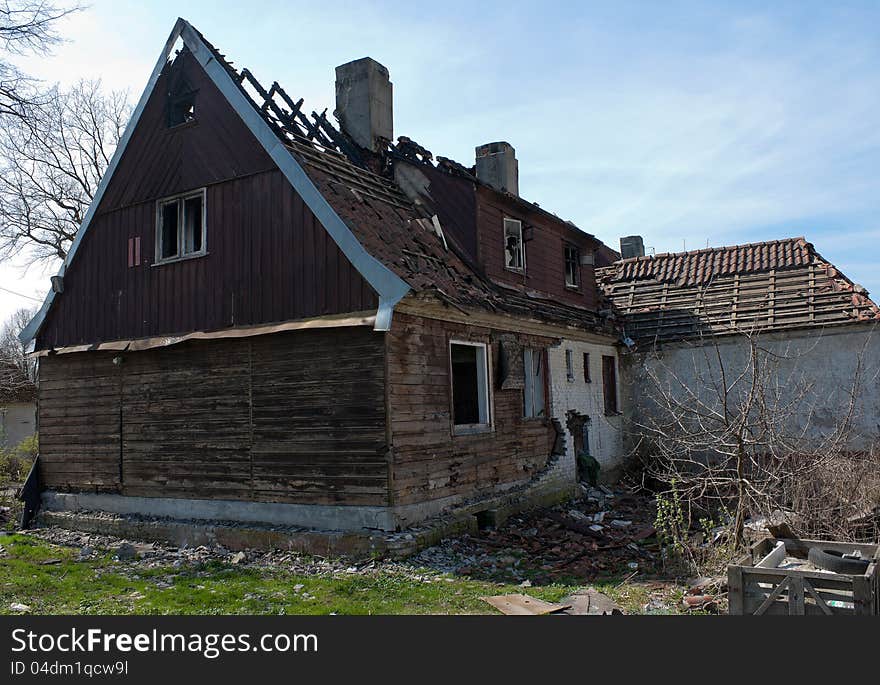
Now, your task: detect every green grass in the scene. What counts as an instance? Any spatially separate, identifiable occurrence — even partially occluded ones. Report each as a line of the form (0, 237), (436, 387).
(0, 534), (589, 615)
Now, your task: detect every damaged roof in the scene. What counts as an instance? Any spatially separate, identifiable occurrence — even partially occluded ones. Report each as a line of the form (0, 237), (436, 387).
(194, 27), (610, 332)
(598, 237), (880, 343)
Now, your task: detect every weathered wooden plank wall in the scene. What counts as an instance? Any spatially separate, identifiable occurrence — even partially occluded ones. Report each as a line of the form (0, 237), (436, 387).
(38, 327), (389, 506)
(387, 312), (557, 506)
(475, 187), (601, 312)
(36, 49), (377, 351)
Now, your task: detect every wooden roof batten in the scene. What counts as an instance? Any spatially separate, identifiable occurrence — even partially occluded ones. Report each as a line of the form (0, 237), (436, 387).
(598, 237), (880, 344)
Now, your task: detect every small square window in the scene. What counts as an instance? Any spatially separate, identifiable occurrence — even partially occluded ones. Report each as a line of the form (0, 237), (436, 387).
(564, 244), (580, 288)
(156, 190), (206, 263)
(503, 218), (525, 271)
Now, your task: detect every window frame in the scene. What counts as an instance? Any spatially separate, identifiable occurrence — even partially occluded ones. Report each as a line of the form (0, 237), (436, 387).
(564, 243), (580, 289)
(583, 352), (591, 383)
(523, 347), (547, 419)
(449, 340), (493, 435)
(154, 188), (207, 265)
(565, 348), (575, 382)
(503, 217), (526, 273)
(602, 354), (619, 416)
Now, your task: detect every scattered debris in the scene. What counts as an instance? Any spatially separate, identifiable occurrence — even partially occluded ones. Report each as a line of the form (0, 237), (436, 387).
(560, 588), (624, 615)
(682, 594), (718, 613)
(230, 551), (246, 565)
(481, 594), (569, 616)
(9, 602), (31, 613)
(115, 543), (136, 560)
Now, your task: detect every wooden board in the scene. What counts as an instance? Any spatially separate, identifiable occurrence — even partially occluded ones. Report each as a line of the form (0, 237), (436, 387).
(481, 594), (570, 616)
(38, 326), (389, 507)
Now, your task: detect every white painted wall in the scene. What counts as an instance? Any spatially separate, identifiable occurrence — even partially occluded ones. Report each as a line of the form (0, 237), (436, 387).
(622, 323), (880, 452)
(548, 340), (625, 482)
(0, 402), (36, 449)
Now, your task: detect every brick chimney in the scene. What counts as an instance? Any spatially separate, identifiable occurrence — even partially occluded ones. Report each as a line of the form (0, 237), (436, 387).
(475, 142), (519, 196)
(619, 235), (645, 259)
(334, 57), (393, 153)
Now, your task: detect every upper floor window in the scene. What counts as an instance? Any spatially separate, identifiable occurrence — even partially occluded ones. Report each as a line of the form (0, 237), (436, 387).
(156, 189), (206, 263)
(504, 218), (525, 272)
(564, 244), (580, 288)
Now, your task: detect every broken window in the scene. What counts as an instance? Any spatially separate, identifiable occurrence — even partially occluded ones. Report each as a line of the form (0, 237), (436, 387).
(602, 355), (618, 415)
(156, 189), (206, 262)
(564, 244), (580, 288)
(503, 218), (525, 271)
(523, 348), (546, 418)
(451, 342), (490, 429)
(565, 348), (574, 382)
(168, 93), (196, 126)
(583, 352), (591, 382)
(166, 63), (197, 127)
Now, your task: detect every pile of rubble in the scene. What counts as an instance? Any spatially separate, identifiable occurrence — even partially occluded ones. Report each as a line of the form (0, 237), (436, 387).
(414, 484), (660, 583)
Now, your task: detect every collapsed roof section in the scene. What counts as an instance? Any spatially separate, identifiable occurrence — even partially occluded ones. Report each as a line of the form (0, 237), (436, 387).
(598, 237), (880, 343)
(192, 25), (612, 332)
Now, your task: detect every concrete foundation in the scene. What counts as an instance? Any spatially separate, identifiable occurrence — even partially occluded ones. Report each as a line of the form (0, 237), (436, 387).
(38, 454), (576, 558)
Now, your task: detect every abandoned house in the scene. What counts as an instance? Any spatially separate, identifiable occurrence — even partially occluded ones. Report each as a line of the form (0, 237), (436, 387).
(20, 19), (627, 534)
(598, 237), (880, 454)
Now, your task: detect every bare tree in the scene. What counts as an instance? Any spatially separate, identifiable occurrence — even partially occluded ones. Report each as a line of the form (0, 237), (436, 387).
(629, 325), (877, 549)
(0, 306), (34, 376)
(1, 1), (79, 119)
(0, 79), (130, 263)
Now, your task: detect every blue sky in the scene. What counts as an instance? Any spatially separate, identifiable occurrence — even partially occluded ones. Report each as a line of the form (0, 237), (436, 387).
(3, 0), (879, 321)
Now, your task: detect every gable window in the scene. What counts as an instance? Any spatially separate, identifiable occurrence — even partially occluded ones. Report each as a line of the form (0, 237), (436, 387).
(565, 348), (575, 382)
(583, 352), (591, 382)
(156, 189), (206, 263)
(602, 355), (619, 415)
(168, 92), (196, 127)
(166, 57), (197, 128)
(564, 244), (580, 288)
(523, 348), (546, 418)
(450, 341), (490, 430)
(503, 218), (525, 271)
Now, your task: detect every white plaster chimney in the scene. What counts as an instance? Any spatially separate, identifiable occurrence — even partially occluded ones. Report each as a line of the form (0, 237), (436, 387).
(335, 57), (393, 153)
(475, 141), (519, 196)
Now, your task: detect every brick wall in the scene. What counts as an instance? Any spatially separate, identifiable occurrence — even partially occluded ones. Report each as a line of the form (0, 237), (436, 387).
(548, 340), (625, 482)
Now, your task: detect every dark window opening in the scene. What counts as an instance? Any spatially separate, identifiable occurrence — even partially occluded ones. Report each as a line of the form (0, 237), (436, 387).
(451, 343), (489, 427)
(565, 348), (574, 382)
(156, 190), (205, 263)
(602, 355), (618, 415)
(564, 244), (580, 288)
(168, 94), (196, 127)
(504, 218), (525, 271)
(160, 201), (179, 260)
(184, 195), (203, 253)
(583, 352), (591, 382)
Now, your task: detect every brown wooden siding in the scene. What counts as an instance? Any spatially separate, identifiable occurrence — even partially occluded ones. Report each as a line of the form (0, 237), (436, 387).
(38, 171), (378, 349)
(476, 187), (600, 311)
(39, 327), (389, 506)
(387, 312), (557, 506)
(36, 49), (377, 351)
(99, 49), (275, 213)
